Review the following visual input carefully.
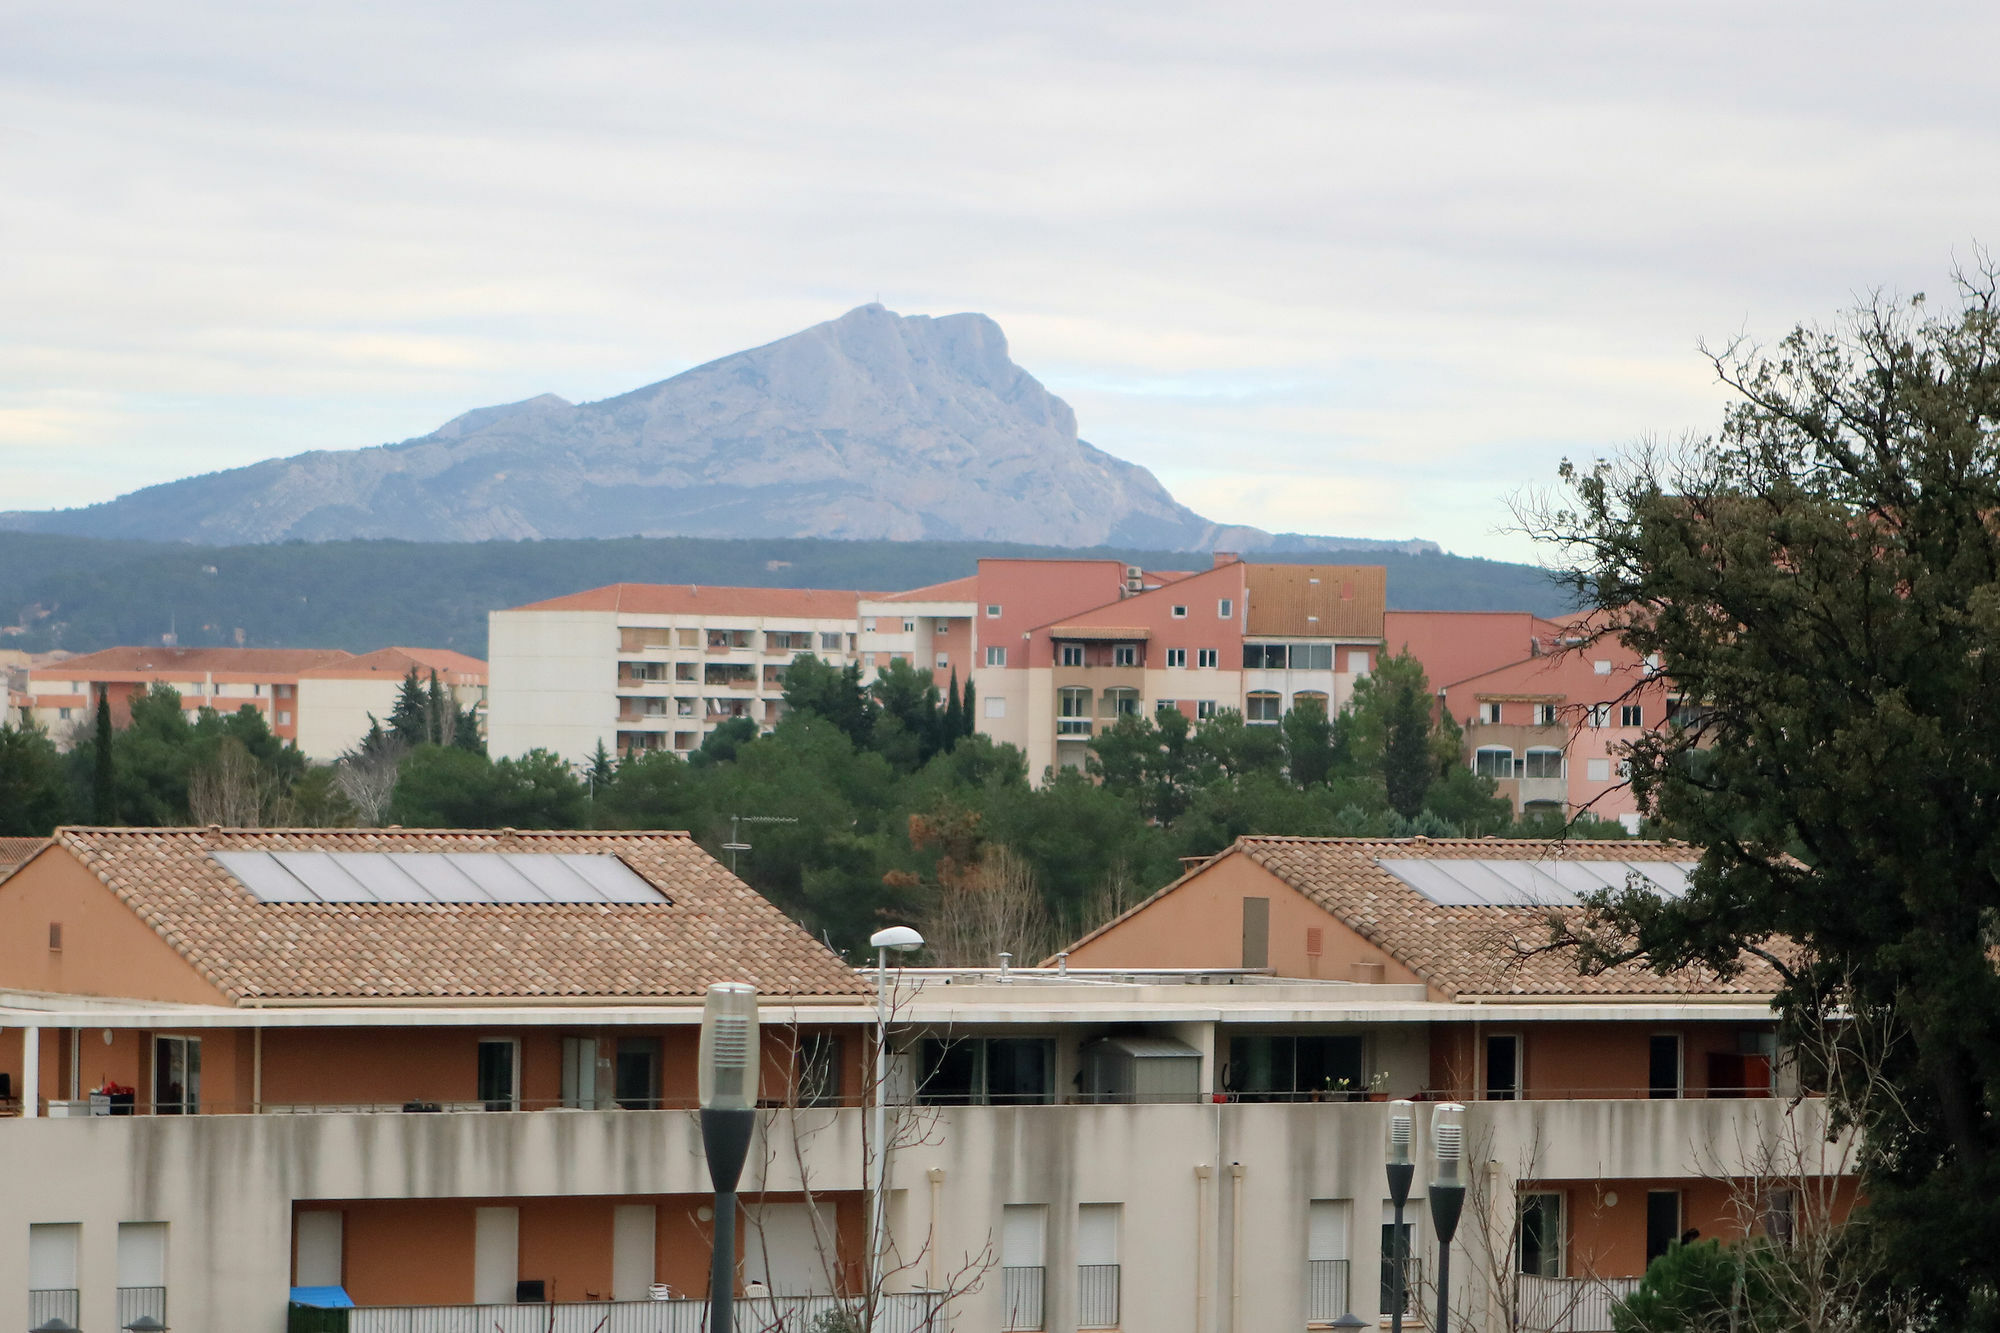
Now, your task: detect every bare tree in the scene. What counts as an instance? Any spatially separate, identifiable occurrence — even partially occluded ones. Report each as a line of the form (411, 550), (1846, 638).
(921, 845), (1058, 968)
(334, 737), (406, 827)
(187, 737), (281, 826)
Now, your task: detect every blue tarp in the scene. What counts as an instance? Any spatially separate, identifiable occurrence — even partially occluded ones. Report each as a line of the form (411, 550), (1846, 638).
(290, 1287), (355, 1308)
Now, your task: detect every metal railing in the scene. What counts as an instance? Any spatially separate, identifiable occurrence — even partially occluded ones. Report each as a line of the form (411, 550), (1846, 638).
(1076, 1263), (1119, 1329)
(1000, 1266), (1045, 1331)
(342, 1291), (949, 1333)
(1515, 1274), (1643, 1333)
(1378, 1256), (1421, 1317)
(119, 1286), (169, 1328)
(30, 1289), (80, 1327)
(1305, 1258), (1350, 1322)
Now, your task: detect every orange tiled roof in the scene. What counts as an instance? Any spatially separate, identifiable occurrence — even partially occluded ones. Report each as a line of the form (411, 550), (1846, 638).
(1066, 836), (1780, 1000)
(298, 647), (488, 681)
(48, 828), (865, 1003)
(510, 583), (863, 619)
(1243, 564), (1387, 639)
(873, 576), (980, 603)
(0, 837), (47, 884)
(30, 646), (354, 678)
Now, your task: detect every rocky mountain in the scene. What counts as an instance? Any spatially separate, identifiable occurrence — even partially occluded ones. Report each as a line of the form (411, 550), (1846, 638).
(0, 305), (1437, 553)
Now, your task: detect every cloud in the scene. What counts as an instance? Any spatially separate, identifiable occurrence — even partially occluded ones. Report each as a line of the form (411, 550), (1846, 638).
(4, 0), (1998, 558)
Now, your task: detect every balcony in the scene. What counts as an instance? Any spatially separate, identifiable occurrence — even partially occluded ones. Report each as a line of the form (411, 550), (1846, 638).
(1515, 1273), (1642, 1333)
(1000, 1266), (1044, 1331)
(1056, 718), (1093, 738)
(1077, 1263), (1119, 1329)
(314, 1292), (951, 1333)
(1304, 1258), (1349, 1323)
(120, 1286), (168, 1328)
(30, 1290), (80, 1328)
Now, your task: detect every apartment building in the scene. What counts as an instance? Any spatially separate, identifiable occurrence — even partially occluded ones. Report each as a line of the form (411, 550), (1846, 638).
(0, 829), (1837, 1333)
(487, 583), (866, 762)
(1384, 612), (1668, 830)
(292, 647), (489, 761)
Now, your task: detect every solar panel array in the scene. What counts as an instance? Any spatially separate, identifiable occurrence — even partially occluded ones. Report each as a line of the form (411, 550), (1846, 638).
(1373, 858), (1695, 907)
(211, 850), (666, 905)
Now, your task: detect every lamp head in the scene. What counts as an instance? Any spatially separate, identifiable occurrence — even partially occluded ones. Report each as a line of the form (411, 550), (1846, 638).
(698, 981), (760, 1111)
(1432, 1101), (1467, 1184)
(125, 1319), (171, 1332)
(869, 925), (925, 954)
(1385, 1098), (1415, 1167)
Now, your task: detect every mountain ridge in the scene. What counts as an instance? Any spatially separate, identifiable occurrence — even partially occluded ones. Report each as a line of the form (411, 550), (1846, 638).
(0, 305), (1437, 555)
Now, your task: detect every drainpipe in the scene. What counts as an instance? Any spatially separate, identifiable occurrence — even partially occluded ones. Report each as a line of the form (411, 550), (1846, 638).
(1194, 1164), (1214, 1333)
(253, 1026), (264, 1114)
(1228, 1163), (1246, 1333)
(21, 1025), (39, 1118)
(926, 1168), (946, 1294)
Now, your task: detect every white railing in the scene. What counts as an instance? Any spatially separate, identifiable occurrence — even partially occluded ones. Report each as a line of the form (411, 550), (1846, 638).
(1515, 1273), (1643, 1333)
(345, 1292), (949, 1333)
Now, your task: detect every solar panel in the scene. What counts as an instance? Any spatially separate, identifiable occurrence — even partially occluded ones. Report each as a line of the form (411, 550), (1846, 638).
(1375, 858), (1695, 907)
(212, 850), (665, 904)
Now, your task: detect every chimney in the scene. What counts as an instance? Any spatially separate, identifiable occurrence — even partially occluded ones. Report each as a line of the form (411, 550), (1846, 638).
(1212, 552), (1241, 568)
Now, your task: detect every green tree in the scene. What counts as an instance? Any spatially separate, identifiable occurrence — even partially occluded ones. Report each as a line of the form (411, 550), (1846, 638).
(0, 722), (69, 835)
(690, 716), (759, 768)
(960, 677), (977, 738)
(91, 688), (115, 823)
(1280, 695), (1338, 788)
(388, 746), (587, 829)
(869, 657), (945, 771)
(387, 667), (430, 746)
(584, 740), (617, 795)
(780, 654), (874, 746)
(943, 670), (965, 746)
(1527, 272), (2000, 1326)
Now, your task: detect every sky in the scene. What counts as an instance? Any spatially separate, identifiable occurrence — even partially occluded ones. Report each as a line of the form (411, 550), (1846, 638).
(5, 1), (1999, 563)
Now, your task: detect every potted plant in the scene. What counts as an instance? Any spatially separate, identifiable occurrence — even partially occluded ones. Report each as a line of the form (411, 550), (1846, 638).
(1366, 1071), (1392, 1102)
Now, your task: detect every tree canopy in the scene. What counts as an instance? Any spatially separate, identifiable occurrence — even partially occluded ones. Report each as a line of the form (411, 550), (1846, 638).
(1528, 270), (2000, 1327)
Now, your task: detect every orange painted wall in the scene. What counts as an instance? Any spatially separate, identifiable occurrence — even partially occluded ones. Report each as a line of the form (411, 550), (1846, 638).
(0, 848), (232, 1005)
(321, 1199), (478, 1304)
(1065, 852), (1429, 989)
(1428, 1022), (1777, 1100)
(519, 1196), (617, 1301)
(1534, 1176), (1859, 1279)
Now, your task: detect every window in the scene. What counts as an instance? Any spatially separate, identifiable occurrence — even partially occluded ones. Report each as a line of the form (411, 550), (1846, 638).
(1225, 1034), (1366, 1100)
(1077, 1204), (1121, 1329)
(154, 1035), (201, 1115)
(1197, 648), (1218, 669)
(1243, 643), (1287, 669)
(821, 632), (842, 651)
(1171, 605), (1187, 618)
(1058, 687), (1091, 735)
(1242, 896), (1269, 969)
(986, 604), (1002, 618)
(985, 696), (1007, 719)
(675, 662), (697, 681)
(1349, 649), (1371, 673)
(1586, 758), (1612, 781)
(1649, 1034), (1683, 1099)
(1588, 704), (1611, 728)
(1380, 1213), (1416, 1316)
(1533, 702), (1559, 725)
(1305, 1200), (1351, 1321)
(1523, 748), (1564, 779)
(1479, 701), (1503, 724)
(1246, 691), (1281, 724)
(1001, 1205), (1047, 1331)
(277, 710), (292, 725)
(1218, 598), (1234, 619)
(986, 646), (1007, 667)
(1165, 648), (1187, 668)
(117, 1221), (168, 1326)
(29, 1223), (81, 1328)
(477, 1037), (519, 1111)
(1103, 688), (1141, 717)
(1518, 1193), (1564, 1277)
(58, 708), (71, 721)
(918, 1038), (1055, 1105)
(1646, 1190), (1683, 1263)
(1196, 700), (1217, 719)
(1474, 747), (1515, 778)
(936, 653), (949, 669)
(1290, 643), (1334, 670)
(1486, 1034), (1521, 1100)
(609, 1037), (663, 1108)
(1060, 644), (1084, 667)
(1621, 704), (1643, 727)
(561, 1036), (600, 1109)
(795, 1033), (843, 1108)
(902, 619), (916, 633)
(935, 620), (951, 634)
(1593, 660), (1612, 675)
(278, 683), (292, 698)
(1112, 644), (1137, 667)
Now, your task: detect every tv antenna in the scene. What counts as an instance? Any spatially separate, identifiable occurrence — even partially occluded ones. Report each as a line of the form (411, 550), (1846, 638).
(722, 813), (799, 874)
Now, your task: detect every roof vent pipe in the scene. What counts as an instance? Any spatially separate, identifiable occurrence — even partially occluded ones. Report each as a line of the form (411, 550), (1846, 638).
(998, 951), (1012, 983)
(1056, 951), (1069, 977)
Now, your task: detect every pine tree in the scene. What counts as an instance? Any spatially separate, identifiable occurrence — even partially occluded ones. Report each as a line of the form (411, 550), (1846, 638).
(388, 667), (428, 746)
(585, 740), (617, 794)
(960, 677), (977, 737)
(942, 670), (964, 748)
(92, 688), (116, 823)
(425, 671), (450, 745)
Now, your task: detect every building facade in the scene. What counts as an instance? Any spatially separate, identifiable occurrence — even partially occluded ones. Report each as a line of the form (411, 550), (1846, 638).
(0, 830), (1840, 1333)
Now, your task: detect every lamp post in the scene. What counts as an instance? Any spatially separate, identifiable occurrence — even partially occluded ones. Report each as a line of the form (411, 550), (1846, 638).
(1384, 1099), (1415, 1333)
(1429, 1102), (1468, 1333)
(867, 925), (925, 1312)
(699, 981), (760, 1333)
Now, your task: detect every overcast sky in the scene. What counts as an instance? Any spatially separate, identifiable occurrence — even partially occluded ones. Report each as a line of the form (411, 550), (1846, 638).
(5, 1), (1997, 562)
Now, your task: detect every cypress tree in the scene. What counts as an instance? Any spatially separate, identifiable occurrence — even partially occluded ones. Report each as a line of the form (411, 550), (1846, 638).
(425, 671), (449, 745)
(92, 688), (116, 823)
(960, 677), (977, 737)
(942, 671), (964, 748)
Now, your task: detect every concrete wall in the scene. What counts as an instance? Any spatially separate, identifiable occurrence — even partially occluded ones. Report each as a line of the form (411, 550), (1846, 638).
(0, 1095), (1833, 1333)
(487, 610), (620, 764)
(295, 677), (485, 762)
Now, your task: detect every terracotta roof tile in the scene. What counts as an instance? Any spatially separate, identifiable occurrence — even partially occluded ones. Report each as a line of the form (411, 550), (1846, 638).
(0, 837), (46, 884)
(297, 647), (488, 681)
(872, 576), (980, 603)
(50, 828), (865, 1003)
(32, 646), (355, 678)
(509, 583), (862, 619)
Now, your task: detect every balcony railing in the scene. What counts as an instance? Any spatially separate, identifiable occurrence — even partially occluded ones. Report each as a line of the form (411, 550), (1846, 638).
(1305, 1258), (1349, 1322)
(326, 1292), (950, 1333)
(1001, 1265), (1045, 1331)
(1056, 718), (1092, 737)
(1515, 1273), (1643, 1333)
(30, 1290), (80, 1328)
(1077, 1263), (1119, 1329)
(119, 1286), (169, 1328)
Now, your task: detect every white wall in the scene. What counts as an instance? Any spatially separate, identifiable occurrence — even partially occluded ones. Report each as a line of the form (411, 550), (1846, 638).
(487, 610), (620, 764)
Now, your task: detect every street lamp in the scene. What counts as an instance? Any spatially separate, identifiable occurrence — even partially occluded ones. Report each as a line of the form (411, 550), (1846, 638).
(30, 1320), (79, 1333)
(1429, 1102), (1468, 1333)
(867, 926), (925, 1310)
(122, 1320), (169, 1332)
(699, 981), (761, 1333)
(1384, 1099), (1415, 1333)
